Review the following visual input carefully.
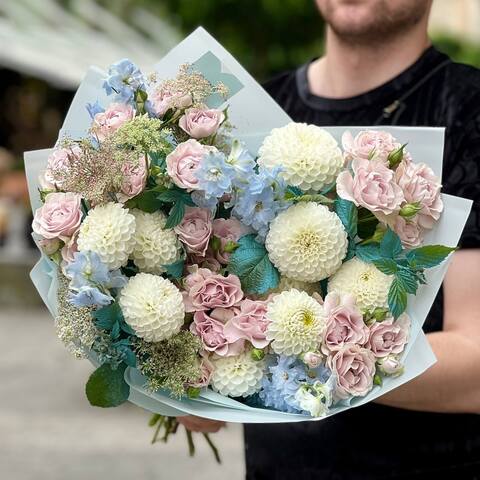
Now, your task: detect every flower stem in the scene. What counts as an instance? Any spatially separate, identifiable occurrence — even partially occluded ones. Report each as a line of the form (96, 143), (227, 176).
(185, 428), (195, 457)
(203, 433), (222, 464)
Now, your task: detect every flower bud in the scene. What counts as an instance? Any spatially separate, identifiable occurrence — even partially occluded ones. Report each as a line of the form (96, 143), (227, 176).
(39, 238), (61, 256)
(387, 144), (407, 169)
(223, 240), (238, 253)
(303, 351), (323, 368)
(210, 235), (221, 252)
(251, 348), (265, 361)
(377, 355), (404, 377)
(399, 202), (422, 220)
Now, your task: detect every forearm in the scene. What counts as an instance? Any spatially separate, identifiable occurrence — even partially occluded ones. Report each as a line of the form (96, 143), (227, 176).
(375, 330), (480, 413)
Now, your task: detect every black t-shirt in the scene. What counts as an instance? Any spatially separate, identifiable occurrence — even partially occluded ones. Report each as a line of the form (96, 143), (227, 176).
(244, 47), (480, 480)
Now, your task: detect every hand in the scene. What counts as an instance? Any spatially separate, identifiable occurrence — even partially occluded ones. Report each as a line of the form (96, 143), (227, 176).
(177, 415), (225, 433)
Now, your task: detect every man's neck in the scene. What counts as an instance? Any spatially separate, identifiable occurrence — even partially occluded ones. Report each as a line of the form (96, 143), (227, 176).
(308, 27), (431, 99)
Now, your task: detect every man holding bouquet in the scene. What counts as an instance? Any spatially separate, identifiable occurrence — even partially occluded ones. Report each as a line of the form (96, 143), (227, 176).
(178, 0), (480, 478)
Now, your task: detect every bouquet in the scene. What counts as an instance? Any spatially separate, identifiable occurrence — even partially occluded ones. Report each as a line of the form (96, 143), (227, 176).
(25, 28), (472, 460)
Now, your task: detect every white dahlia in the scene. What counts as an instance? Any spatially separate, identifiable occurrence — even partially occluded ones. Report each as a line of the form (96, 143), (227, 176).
(257, 122), (344, 192)
(266, 289), (326, 355)
(210, 351), (265, 398)
(131, 210), (181, 274)
(119, 273), (184, 342)
(266, 202), (348, 282)
(77, 202), (136, 270)
(327, 257), (393, 311)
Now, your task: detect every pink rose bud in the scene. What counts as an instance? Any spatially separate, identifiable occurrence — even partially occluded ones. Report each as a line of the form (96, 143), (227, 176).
(91, 103), (135, 141)
(39, 238), (61, 255)
(61, 229), (79, 264)
(118, 158), (147, 202)
(174, 207), (213, 256)
(179, 108), (225, 139)
(377, 355), (404, 377)
(303, 352), (323, 369)
(212, 217), (248, 264)
(393, 216), (424, 248)
(32, 192), (83, 241)
(342, 130), (402, 165)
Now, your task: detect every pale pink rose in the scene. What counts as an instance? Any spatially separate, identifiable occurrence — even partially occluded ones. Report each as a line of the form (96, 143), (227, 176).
(189, 353), (215, 388)
(224, 299), (270, 348)
(179, 108), (225, 139)
(393, 216), (423, 248)
(327, 344), (376, 399)
(377, 355), (404, 376)
(32, 192), (82, 241)
(303, 352), (324, 368)
(174, 207), (213, 256)
(166, 139), (214, 191)
(322, 293), (369, 353)
(342, 130), (401, 165)
(61, 229), (79, 263)
(91, 103), (134, 141)
(44, 145), (82, 188)
(367, 314), (410, 358)
(150, 87), (192, 117)
(182, 268), (243, 312)
(118, 159), (147, 201)
(190, 309), (244, 357)
(395, 161), (443, 229)
(39, 238), (61, 255)
(337, 158), (404, 221)
(212, 217), (248, 264)
(188, 250), (223, 272)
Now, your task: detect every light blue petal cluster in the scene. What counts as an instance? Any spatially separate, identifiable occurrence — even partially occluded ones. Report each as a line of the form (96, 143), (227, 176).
(195, 150), (237, 199)
(86, 100), (105, 120)
(69, 286), (113, 307)
(103, 59), (145, 104)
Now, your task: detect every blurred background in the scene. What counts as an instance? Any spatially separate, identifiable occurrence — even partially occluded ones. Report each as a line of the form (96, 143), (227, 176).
(1, 0), (479, 478)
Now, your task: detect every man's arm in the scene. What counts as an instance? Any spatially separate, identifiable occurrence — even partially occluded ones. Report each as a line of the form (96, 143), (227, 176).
(376, 249), (480, 413)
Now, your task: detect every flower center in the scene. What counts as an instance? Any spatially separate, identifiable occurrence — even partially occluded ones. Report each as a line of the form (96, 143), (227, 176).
(294, 230), (322, 255)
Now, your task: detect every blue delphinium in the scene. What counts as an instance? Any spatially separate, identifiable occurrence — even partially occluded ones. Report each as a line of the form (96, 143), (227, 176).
(227, 140), (256, 185)
(65, 251), (110, 289)
(69, 286), (113, 307)
(86, 100), (104, 120)
(103, 59), (145, 104)
(195, 150), (237, 199)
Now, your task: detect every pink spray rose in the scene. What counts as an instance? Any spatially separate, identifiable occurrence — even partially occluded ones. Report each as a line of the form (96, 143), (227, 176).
(321, 293), (369, 353)
(327, 344), (376, 400)
(179, 108), (225, 139)
(336, 158), (404, 221)
(367, 314), (410, 358)
(61, 229), (79, 264)
(303, 352), (324, 369)
(32, 192), (82, 241)
(190, 309), (244, 357)
(150, 87), (192, 117)
(175, 207), (213, 256)
(166, 139), (214, 191)
(212, 217), (248, 264)
(342, 130), (401, 164)
(118, 159), (147, 201)
(187, 251), (223, 273)
(189, 353), (215, 388)
(395, 161), (443, 229)
(44, 145), (82, 188)
(182, 267), (243, 312)
(91, 103), (135, 141)
(224, 299), (270, 349)
(393, 216), (423, 248)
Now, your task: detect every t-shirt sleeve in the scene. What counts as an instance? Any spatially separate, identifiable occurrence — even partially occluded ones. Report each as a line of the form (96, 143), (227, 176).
(443, 105), (480, 249)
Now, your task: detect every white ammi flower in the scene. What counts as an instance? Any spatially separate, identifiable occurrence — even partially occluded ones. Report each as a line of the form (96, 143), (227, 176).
(131, 209), (181, 274)
(257, 122), (344, 192)
(119, 273), (185, 342)
(210, 351), (265, 398)
(266, 289), (326, 355)
(266, 202), (348, 282)
(77, 202), (136, 270)
(327, 257), (393, 311)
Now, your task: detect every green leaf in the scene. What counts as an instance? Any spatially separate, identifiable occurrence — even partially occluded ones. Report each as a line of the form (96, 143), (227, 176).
(357, 208), (379, 239)
(149, 151), (167, 169)
(121, 347), (137, 368)
(284, 185), (303, 200)
(380, 228), (403, 258)
(396, 267), (419, 295)
(373, 258), (398, 275)
(345, 238), (356, 261)
(85, 363), (130, 408)
(120, 320), (135, 336)
(110, 321), (121, 340)
(334, 198), (358, 238)
(165, 202), (186, 229)
(355, 244), (382, 263)
(93, 302), (123, 331)
(228, 234), (279, 294)
(388, 277), (408, 318)
(163, 258), (185, 280)
(157, 187), (195, 207)
(125, 190), (163, 213)
(406, 245), (457, 269)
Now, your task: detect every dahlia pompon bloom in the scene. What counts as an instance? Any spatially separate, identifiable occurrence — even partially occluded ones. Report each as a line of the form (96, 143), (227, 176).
(77, 202), (136, 270)
(336, 158), (404, 221)
(342, 130), (402, 164)
(257, 122), (344, 192)
(131, 209), (181, 275)
(210, 350), (265, 397)
(33, 192), (83, 241)
(266, 289), (326, 355)
(321, 292), (370, 353)
(174, 207), (213, 256)
(265, 202), (348, 282)
(179, 108), (225, 139)
(182, 267), (243, 312)
(327, 257), (393, 312)
(119, 273), (185, 342)
(91, 103), (135, 141)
